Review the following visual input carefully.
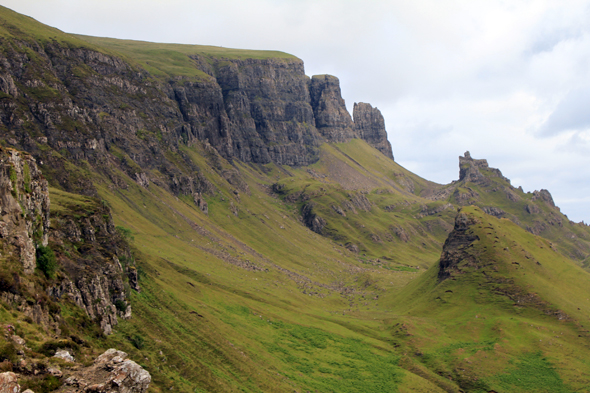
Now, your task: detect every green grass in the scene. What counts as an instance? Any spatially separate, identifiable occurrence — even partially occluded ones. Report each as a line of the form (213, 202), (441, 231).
(383, 206), (590, 391)
(7, 139), (585, 393)
(0, 5), (103, 50)
(74, 139), (462, 392)
(493, 352), (572, 393)
(88, 141), (590, 392)
(74, 35), (298, 80)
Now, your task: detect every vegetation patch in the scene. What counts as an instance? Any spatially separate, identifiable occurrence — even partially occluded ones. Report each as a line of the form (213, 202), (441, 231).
(492, 352), (572, 393)
(36, 245), (57, 279)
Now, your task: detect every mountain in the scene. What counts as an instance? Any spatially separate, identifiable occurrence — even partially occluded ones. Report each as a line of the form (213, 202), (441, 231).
(0, 5), (590, 393)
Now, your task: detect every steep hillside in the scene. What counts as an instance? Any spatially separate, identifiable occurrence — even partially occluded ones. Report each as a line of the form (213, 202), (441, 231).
(427, 151), (590, 264)
(387, 206), (590, 392)
(1, 5), (590, 393)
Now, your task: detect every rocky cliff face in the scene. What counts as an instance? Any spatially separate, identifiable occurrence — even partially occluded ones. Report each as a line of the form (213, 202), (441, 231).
(0, 349), (150, 393)
(0, 147), (49, 274)
(307, 76), (394, 158)
(309, 75), (355, 142)
(0, 145), (134, 335)
(458, 151), (506, 185)
(353, 102), (394, 160)
(0, 34), (393, 200)
(46, 195), (134, 335)
(438, 211), (480, 280)
(59, 349), (151, 393)
(206, 57), (320, 166)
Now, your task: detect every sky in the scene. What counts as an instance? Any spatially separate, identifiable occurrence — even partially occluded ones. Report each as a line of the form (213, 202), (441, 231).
(3, 0), (590, 223)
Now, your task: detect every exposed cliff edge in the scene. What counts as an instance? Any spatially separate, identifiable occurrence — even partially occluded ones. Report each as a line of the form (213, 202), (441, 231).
(0, 147), (49, 274)
(0, 146), (135, 335)
(0, 17), (394, 202)
(174, 57), (322, 166)
(309, 74), (355, 142)
(353, 102), (394, 160)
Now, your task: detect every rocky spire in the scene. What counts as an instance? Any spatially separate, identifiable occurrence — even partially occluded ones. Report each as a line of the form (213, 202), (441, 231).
(309, 75), (395, 159)
(458, 151), (506, 184)
(353, 102), (394, 160)
(309, 75), (356, 142)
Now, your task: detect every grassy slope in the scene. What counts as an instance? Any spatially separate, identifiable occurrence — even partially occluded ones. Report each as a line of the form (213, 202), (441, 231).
(443, 165), (590, 265)
(385, 206), (590, 392)
(81, 140), (452, 392)
(88, 138), (590, 392)
(271, 140), (455, 269)
(74, 35), (298, 80)
(0, 5), (108, 52)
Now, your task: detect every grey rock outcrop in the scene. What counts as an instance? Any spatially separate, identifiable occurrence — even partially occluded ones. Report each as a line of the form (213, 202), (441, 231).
(347, 193), (372, 212)
(458, 151), (506, 185)
(309, 75), (355, 142)
(353, 102), (394, 159)
(307, 77), (394, 158)
(47, 202), (133, 335)
(482, 206), (506, 218)
(48, 271), (129, 335)
(59, 349), (151, 393)
(532, 189), (556, 207)
(54, 349), (75, 363)
(213, 58), (321, 166)
(438, 211), (480, 280)
(0, 147), (50, 274)
(301, 202), (327, 234)
(0, 372), (19, 393)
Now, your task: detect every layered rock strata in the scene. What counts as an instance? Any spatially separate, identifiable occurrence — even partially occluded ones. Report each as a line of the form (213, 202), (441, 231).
(0, 33), (394, 202)
(309, 74), (355, 142)
(0, 147), (49, 274)
(353, 102), (394, 160)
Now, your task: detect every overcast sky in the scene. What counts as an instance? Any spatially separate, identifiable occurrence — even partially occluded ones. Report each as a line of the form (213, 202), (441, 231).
(3, 0), (590, 223)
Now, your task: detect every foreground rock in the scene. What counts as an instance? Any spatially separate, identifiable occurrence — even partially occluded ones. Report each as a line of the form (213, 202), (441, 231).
(0, 372), (19, 393)
(59, 349), (151, 393)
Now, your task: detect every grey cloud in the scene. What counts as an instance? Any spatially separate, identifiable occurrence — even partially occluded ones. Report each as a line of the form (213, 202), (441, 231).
(538, 87), (590, 136)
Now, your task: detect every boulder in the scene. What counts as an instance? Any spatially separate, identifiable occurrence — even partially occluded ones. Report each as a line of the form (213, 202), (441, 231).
(54, 350), (75, 363)
(60, 349), (150, 393)
(0, 372), (19, 393)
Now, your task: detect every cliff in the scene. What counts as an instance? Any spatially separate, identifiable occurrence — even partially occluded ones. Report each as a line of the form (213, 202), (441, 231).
(353, 102), (394, 160)
(424, 151), (590, 262)
(0, 147), (49, 274)
(0, 14), (393, 201)
(0, 147), (134, 336)
(309, 74), (355, 142)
